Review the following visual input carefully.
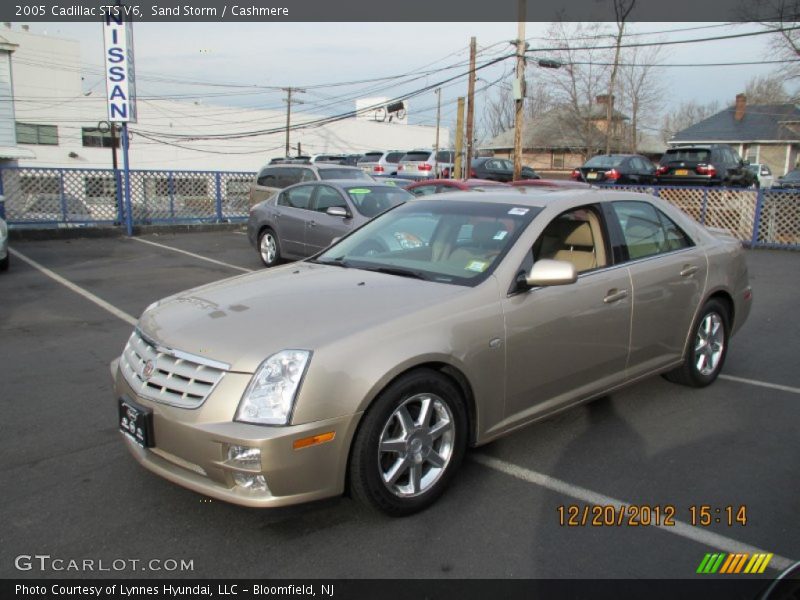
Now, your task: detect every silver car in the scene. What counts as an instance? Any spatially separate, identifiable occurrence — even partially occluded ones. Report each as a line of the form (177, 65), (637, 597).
(0, 215), (8, 271)
(114, 189), (751, 516)
(358, 150), (406, 177)
(397, 150), (455, 180)
(247, 180), (412, 266)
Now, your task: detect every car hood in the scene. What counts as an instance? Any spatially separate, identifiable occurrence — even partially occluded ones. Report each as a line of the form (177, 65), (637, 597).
(138, 262), (464, 373)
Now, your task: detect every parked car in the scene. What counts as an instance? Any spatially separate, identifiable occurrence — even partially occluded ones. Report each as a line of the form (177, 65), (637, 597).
(247, 180), (412, 266)
(746, 163), (774, 188)
(358, 151), (406, 176)
(655, 144), (756, 187)
(572, 154), (656, 184)
(469, 157), (539, 182)
(406, 178), (510, 196)
(0, 215), (8, 271)
(397, 150), (455, 180)
(511, 179), (591, 190)
(115, 188), (751, 515)
(268, 156), (312, 165)
(774, 169), (800, 189)
(249, 163), (374, 207)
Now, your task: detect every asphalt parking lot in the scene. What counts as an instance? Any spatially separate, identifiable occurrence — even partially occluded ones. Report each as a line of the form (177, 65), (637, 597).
(1, 228), (798, 580)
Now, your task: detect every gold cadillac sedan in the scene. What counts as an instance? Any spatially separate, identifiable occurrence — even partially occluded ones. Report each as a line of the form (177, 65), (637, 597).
(113, 190), (752, 516)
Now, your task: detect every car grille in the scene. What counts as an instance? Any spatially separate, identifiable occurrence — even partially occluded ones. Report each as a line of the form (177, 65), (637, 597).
(120, 330), (228, 409)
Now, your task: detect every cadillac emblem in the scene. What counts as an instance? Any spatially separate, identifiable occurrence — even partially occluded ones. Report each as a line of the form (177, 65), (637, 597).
(142, 359), (156, 380)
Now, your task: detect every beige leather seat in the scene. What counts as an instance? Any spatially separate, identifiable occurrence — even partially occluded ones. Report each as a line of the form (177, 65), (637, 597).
(552, 221), (597, 272)
(447, 221), (508, 267)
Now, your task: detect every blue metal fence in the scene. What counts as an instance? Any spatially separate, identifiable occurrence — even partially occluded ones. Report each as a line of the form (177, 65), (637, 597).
(0, 166), (255, 228)
(2, 167), (798, 249)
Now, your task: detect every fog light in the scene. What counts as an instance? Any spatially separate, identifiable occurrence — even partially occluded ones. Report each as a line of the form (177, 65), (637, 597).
(227, 445), (261, 469)
(232, 472), (269, 492)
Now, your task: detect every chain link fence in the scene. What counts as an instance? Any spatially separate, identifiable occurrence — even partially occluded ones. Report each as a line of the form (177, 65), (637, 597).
(0, 167), (797, 249)
(0, 167), (254, 227)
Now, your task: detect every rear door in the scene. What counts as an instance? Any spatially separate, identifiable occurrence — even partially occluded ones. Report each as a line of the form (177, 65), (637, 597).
(305, 185), (354, 255)
(606, 200), (707, 377)
(274, 185), (315, 257)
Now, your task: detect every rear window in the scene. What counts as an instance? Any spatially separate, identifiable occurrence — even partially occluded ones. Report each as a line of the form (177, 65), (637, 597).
(402, 152), (432, 162)
(585, 155), (624, 169)
(358, 152), (384, 163)
(318, 168), (372, 181)
(346, 186), (411, 218)
(663, 149), (711, 163)
(385, 152), (405, 163)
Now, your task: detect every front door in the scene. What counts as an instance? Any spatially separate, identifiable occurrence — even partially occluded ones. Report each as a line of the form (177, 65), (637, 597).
(305, 185), (354, 255)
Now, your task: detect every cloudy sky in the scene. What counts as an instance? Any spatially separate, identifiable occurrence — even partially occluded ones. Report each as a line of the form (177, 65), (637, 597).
(15, 21), (788, 135)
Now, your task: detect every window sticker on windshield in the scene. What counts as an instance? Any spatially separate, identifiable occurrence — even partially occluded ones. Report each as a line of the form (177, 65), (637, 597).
(508, 207), (529, 215)
(348, 188), (371, 194)
(493, 230), (508, 240)
(465, 260), (488, 273)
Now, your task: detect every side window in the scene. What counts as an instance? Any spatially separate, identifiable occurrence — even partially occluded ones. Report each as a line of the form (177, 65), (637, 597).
(410, 185), (437, 196)
(502, 160), (515, 171)
(282, 185), (313, 210)
(531, 206), (608, 274)
(299, 168), (318, 183)
(612, 201), (677, 260)
(657, 210), (694, 251)
(256, 168), (277, 187)
(762, 165), (772, 175)
(313, 186), (347, 213)
(280, 168), (303, 187)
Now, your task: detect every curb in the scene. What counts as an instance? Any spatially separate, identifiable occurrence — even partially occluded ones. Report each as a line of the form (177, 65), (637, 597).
(9, 222), (247, 241)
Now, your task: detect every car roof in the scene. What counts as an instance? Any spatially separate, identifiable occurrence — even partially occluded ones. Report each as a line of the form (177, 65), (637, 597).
(413, 188), (601, 208)
(293, 179), (400, 189)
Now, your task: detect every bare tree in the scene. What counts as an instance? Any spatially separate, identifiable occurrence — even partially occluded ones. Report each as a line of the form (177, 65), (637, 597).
(744, 73), (791, 103)
(661, 100), (721, 143)
(617, 42), (665, 153)
(481, 85), (515, 139)
(538, 21), (614, 158)
(605, 0), (636, 154)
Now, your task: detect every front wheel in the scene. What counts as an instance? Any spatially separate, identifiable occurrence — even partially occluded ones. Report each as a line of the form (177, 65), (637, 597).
(349, 369), (467, 516)
(258, 228), (281, 268)
(663, 299), (730, 387)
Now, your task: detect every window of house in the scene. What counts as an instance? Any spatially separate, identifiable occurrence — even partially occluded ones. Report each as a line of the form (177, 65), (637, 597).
(81, 127), (120, 148)
(84, 176), (117, 204)
(16, 123), (58, 145)
(745, 145), (758, 164)
(552, 152), (565, 169)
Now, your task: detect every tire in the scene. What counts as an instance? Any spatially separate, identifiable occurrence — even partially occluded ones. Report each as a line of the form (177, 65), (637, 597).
(349, 369), (468, 517)
(0, 253), (8, 272)
(663, 299), (730, 387)
(257, 228), (281, 268)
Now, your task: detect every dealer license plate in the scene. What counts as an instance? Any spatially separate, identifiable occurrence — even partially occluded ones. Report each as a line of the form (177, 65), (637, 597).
(118, 397), (154, 448)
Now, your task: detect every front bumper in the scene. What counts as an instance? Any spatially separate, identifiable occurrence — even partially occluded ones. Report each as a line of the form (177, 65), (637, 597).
(113, 363), (362, 508)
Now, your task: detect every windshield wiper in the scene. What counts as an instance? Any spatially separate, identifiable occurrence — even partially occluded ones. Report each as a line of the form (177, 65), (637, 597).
(360, 266), (428, 280)
(311, 257), (351, 268)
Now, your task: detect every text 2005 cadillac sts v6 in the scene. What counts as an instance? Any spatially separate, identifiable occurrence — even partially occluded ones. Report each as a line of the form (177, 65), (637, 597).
(112, 190), (751, 516)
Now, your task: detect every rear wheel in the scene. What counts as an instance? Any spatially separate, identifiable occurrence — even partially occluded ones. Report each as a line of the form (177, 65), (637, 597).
(663, 299), (730, 387)
(258, 228), (281, 268)
(349, 369), (467, 516)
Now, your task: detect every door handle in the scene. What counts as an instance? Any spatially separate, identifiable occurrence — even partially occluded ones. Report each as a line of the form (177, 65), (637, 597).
(308, 221), (317, 228)
(603, 289), (628, 304)
(680, 265), (699, 277)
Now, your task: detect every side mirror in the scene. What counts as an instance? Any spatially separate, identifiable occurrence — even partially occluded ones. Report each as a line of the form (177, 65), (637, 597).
(326, 206), (350, 218)
(526, 259), (578, 287)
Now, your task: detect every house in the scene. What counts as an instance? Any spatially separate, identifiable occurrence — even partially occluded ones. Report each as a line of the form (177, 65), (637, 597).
(0, 33), (35, 167)
(669, 94), (800, 176)
(479, 95), (665, 172)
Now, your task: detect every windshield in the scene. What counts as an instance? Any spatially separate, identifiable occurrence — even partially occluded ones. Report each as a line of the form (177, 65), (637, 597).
(346, 186), (412, 217)
(663, 149), (711, 163)
(782, 170), (800, 181)
(358, 152), (383, 164)
(584, 156), (624, 169)
(319, 168), (372, 180)
(314, 199), (540, 286)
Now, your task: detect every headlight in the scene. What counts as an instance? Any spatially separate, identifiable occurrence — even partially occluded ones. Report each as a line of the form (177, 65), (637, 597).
(235, 350), (311, 425)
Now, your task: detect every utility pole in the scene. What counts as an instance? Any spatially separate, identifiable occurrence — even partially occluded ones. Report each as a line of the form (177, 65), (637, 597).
(434, 88), (441, 177)
(465, 37), (477, 178)
(454, 97), (465, 179)
(512, 0), (526, 181)
(283, 87), (305, 157)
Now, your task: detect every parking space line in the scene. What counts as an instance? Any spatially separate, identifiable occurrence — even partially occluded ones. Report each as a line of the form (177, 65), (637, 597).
(472, 453), (794, 572)
(720, 374), (800, 395)
(9, 248), (137, 326)
(130, 237), (253, 273)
